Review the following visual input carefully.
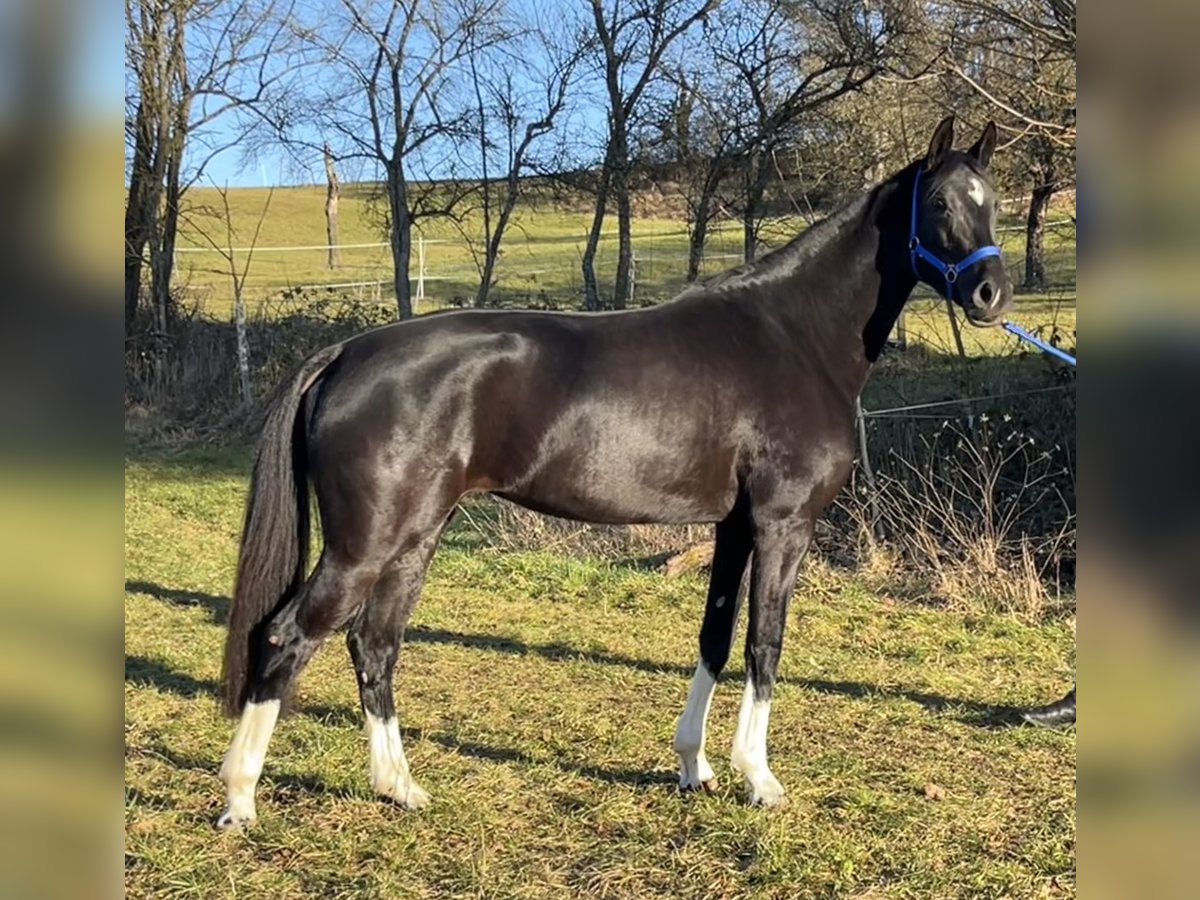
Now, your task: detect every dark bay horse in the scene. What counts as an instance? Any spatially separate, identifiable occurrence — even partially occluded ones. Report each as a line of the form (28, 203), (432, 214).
(217, 117), (1012, 827)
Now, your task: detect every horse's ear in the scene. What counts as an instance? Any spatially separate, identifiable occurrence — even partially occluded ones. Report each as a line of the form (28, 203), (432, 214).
(969, 121), (998, 169)
(925, 116), (955, 171)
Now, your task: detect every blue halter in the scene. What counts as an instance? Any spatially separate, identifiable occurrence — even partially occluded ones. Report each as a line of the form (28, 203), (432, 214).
(909, 165), (1076, 367)
(909, 166), (1002, 300)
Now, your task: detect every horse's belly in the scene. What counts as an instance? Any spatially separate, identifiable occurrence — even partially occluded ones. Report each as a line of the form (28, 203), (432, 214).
(499, 445), (738, 526)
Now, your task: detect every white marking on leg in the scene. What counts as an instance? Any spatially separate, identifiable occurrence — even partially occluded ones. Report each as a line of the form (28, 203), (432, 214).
(730, 679), (785, 807)
(967, 176), (985, 207)
(366, 712), (430, 810)
(674, 661), (718, 791)
(217, 699), (280, 829)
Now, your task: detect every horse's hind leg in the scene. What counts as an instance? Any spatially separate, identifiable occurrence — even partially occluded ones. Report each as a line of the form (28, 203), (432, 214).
(674, 508), (753, 791)
(217, 554), (381, 829)
(347, 531), (441, 810)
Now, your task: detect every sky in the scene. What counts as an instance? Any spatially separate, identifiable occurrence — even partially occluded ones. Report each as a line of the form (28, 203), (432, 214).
(127, 0), (728, 189)
(183, 0), (611, 189)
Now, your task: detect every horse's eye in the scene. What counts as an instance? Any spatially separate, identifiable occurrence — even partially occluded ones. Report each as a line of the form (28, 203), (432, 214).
(932, 196), (948, 212)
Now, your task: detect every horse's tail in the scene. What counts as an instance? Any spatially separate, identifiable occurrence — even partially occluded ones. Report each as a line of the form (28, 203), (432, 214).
(221, 342), (345, 716)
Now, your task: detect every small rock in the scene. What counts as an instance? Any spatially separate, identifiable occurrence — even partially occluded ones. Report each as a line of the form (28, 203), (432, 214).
(923, 782), (947, 801)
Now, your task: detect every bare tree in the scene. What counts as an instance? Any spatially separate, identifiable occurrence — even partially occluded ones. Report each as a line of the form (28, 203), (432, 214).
(282, 0), (509, 319)
(582, 0), (717, 310)
(638, 60), (742, 281)
(636, 1), (907, 275)
(187, 185), (275, 402)
(711, 0), (906, 262)
(124, 0), (294, 339)
(463, 11), (583, 307)
(323, 143), (342, 269)
(943, 0), (1076, 289)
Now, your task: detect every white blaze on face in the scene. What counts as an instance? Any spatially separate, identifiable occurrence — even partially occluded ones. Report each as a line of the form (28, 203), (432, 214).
(967, 176), (986, 207)
(217, 699), (281, 828)
(366, 712), (430, 809)
(674, 661), (718, 789)
(730, 679), (786, 806)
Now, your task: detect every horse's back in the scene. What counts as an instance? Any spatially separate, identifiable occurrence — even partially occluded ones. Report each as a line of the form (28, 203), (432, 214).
(304, 303), (764, 525)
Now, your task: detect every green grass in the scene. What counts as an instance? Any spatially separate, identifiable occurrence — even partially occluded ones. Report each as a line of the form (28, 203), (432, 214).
(125, 447), (1075, 898)
(175, 184), (1076, 320)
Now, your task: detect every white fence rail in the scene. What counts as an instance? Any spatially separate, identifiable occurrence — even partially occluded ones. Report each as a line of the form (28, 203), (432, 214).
(173, 217), (1076, 316)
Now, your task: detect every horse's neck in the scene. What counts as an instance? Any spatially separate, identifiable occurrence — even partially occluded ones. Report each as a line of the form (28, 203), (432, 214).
(775, 172), (915, 400)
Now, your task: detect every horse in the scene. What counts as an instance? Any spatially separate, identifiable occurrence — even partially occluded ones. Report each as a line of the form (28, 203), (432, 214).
(216, 116), (1012, 828)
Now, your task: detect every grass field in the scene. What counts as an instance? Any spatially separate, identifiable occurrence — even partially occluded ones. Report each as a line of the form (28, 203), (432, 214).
(125, 447), (1075, 899)
(174, 184), (1077, 320)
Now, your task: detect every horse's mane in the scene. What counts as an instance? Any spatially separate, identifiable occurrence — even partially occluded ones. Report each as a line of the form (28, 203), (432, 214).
(691, 189), (876, 296)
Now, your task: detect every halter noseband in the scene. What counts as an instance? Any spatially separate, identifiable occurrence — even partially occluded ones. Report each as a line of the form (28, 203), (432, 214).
(909, 166), (1002, 301)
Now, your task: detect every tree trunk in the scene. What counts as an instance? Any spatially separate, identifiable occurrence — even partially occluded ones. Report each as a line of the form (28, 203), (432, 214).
(742, 204), (757, 264)
(742, 152), (770, 264)
(686, 201), (710, 282)
(324, 144), (341, 269)
(607, 116), (635, 310)
(475, 182), (510, 309)
(686, 160), (725, 282)
(581, 165), (612, 311)
(1023, 179), (1054, 291)
(612, 165), (633, 310)
(476, 176), (521, 309)
(149, 153), (183, 335)
(125, 101), (154, 335)
(476, 240), (499, 309)
(232, 278), (251, 403)
(388, 165), (414, 319)
(468, 43), (493, 308)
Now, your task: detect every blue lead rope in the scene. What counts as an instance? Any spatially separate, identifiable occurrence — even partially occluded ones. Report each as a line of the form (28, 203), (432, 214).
(1002, 321), (1077, 367)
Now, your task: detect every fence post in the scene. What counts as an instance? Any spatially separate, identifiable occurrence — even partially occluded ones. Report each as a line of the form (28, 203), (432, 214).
(629, 251), (637, 307)
(416, 236), (426, 310)
(943, 299), (976, 430)
(855, 398), (885, 544)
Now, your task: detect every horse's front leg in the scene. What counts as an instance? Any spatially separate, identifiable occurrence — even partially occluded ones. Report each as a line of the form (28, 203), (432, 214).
(674, 507), (752, 791)
(730, 514), (814, 807)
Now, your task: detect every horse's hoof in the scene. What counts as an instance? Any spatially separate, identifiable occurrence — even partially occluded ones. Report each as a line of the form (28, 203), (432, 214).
(679, 776), (719, 794)
(399, 781), (431, 811)
(747, 775), (787, 808)
(215, 810), (255, 831)
(376, 777), (431, 811)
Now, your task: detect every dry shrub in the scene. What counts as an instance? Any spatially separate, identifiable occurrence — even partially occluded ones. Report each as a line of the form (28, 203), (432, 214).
(836, 415), (1075, 621)
(125, 289), (395, 436)
(454, 499), (704, 563)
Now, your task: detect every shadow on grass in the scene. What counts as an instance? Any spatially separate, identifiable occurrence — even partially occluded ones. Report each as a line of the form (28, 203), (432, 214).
(128, 579), (1026, 728)
(127, 624), (1022, 735)
(126, 654), (219, 699)
(127, 741), (353, 807)
(126, 580), (229, 624)
(794, 678), (1025, 728)
(407, 624), (697, 678)
(127, 661), (1022, 805)
(433, 736), (678, 789)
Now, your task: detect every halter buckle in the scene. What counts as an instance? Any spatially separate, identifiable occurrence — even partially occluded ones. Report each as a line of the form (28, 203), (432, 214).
(908, 236), (919, 251)
(944, 266), (958, 284)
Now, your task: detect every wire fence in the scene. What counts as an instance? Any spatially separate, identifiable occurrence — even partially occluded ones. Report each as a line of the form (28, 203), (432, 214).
(172, 214), (1077, 319)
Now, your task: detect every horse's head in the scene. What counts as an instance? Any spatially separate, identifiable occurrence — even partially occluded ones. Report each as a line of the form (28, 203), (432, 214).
(910, 117), (1013, 327)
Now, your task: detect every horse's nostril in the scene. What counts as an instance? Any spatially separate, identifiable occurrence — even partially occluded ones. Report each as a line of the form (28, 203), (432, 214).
(977, 282), (994, 307)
